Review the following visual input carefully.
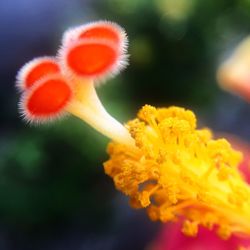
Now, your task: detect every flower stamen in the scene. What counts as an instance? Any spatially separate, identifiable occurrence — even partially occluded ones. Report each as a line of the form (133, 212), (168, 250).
(104, 105), (250, 239)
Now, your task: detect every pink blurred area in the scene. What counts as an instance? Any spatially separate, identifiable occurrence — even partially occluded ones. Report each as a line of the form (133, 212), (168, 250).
(150, 135), (250, 250)
(151, 222), (250, 250)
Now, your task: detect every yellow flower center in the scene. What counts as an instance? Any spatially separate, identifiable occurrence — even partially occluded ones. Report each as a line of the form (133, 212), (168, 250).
(104, 105), (250, 239)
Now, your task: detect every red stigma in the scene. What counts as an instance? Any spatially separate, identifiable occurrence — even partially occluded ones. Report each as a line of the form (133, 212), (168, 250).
(79, 26), (120, 45)
(26, 61), (60, 88)
(23, 76), (72, 122)
(62, 21), (127, 53)
(17, 57), (60, 91)
(66, 40), (117, 77)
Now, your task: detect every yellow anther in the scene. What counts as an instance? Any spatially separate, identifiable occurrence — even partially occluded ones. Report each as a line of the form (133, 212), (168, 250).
(104, 105), (250, 239)
(182, 220), (199, 237)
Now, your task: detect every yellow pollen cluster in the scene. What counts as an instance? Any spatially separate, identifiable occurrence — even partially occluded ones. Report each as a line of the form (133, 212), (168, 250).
(104, 105), (250, 239)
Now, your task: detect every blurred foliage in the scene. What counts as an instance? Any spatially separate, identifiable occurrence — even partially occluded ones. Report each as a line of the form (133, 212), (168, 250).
(95, 0), (250, 111)
(2, 0), (250, 249)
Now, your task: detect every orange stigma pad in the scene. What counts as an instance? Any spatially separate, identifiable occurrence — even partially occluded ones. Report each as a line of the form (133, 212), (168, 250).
(79, 26), (120, 45)
(67, 42), (117, 76)
(25, 61), (60, 88)
(27, 78), (71, 116)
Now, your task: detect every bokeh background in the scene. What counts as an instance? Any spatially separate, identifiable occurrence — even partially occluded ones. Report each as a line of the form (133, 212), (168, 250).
(1, 0), (250, 249)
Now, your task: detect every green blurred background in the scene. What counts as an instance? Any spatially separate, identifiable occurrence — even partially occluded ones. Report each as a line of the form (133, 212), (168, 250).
(1, 0), (250, 249)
